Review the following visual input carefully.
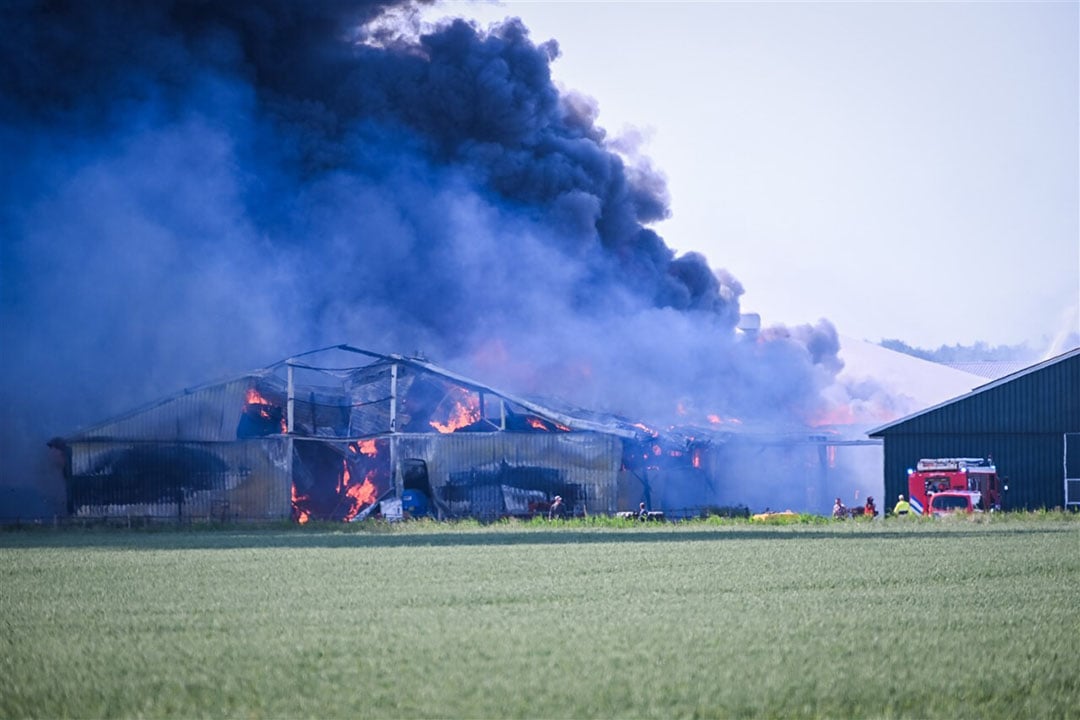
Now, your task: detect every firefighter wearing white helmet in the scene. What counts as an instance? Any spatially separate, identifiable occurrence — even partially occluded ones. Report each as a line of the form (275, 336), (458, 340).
(893, 494), (912, 516)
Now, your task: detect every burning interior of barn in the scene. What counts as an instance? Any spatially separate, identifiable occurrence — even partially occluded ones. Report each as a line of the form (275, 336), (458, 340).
(49, 346), (877, 522)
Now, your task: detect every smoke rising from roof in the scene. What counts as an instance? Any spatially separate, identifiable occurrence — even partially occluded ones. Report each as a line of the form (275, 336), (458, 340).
(1, 0), (860, 497)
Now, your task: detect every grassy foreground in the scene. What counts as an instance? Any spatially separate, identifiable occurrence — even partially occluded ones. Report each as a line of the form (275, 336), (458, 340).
(1, 515), (1078, 719)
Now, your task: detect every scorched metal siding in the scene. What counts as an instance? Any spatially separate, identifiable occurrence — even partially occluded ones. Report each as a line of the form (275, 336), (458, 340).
(69, 377), (257, 442)
(67, 438), (293, 520)
(390, 432), (622, 518)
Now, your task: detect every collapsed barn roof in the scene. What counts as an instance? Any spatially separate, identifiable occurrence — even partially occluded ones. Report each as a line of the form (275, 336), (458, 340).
(55, 345), (676, 523)
(55, 345), (884, 522)
(64, 345), (653, 445)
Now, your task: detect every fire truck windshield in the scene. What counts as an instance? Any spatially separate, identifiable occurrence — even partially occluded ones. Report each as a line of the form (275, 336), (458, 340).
(925, 476), (950, 493)
(932, 495), (972, 511)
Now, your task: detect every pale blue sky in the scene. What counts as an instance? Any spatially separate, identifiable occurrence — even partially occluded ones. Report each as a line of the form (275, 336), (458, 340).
(428, 0), (1079, 351)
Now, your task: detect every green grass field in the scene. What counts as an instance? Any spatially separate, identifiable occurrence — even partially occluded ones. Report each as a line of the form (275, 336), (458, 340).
(2, 515), (1078, 719)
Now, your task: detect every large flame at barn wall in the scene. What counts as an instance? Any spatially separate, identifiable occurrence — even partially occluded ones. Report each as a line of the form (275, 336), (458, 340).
(291, 438), (389, 524)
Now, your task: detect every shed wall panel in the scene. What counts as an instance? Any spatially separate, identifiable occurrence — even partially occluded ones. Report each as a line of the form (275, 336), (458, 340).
(390, 432), (621, 518)
(882, 433), (1065, 511)
(67, 439), (292, 520)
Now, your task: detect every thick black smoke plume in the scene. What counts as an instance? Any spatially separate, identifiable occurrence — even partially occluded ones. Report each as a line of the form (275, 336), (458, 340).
(1, 0), (852, 507)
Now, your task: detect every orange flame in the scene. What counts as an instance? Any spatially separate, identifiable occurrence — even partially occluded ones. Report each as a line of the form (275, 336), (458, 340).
(633, 422), (657, 437)
(291, 483), (310, 525)
(809, 403), (856, 427)
(246, 388), (269, 405)
(353, 439), (378, 456)
(246, 387), (287, 433)
(337, 460), (351, 494)
(346, 473), (378, 506)
(339, 461), (379, 522)
(430, 388), (481, 433)
(527, 417), (548, 431)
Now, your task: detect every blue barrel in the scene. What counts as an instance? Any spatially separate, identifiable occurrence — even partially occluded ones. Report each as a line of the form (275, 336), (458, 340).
(401, 489), (429, 517)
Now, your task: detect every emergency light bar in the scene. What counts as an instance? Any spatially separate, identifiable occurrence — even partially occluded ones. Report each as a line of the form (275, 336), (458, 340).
(915, 458), (994, 472)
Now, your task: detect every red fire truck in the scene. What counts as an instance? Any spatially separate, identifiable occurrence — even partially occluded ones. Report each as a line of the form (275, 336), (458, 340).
(906, 458), (1003, 516)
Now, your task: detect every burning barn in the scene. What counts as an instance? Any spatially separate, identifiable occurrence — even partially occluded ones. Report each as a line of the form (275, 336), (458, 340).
(51, 346), (667, 523)
(49, 345), (881, 523)
(8, 3), (891, 522)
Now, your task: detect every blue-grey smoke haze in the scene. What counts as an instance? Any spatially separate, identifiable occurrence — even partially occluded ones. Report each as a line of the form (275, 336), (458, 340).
(2, 1), (856, 499)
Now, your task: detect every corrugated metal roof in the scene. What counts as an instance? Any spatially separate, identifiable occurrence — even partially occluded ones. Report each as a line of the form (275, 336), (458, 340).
(287, 347), (651, 439)
(939, 360), (1038, 379)
(868, 347), (1080, 437)
(62, 346), (651, 443)
(66, 373), (273, 441)
(397, 355), (647, 439)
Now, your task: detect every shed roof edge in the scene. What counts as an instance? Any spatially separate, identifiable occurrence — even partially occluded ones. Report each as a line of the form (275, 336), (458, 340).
(867, 346), (1080, 437)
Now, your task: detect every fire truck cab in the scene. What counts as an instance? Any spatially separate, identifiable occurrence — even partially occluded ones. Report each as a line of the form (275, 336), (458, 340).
(926, 491), (981, 516)
(906, 458), (1002, 516)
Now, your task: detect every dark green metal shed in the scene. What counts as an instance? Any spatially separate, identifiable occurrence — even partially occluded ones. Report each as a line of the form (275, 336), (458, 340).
(868, 348), (1080, 511)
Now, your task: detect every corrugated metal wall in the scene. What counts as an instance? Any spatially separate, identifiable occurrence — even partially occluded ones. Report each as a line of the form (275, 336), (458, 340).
(883, 355), (1078, 434)
(390, 432), (622, 518)
(67, 439), (293, 520)
(881, 433), (1067, 511)
(876, 352), (1079, 511)
(72, 378), (255, 441)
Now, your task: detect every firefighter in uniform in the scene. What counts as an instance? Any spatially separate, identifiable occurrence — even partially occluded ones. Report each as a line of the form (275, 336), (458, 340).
(893, 494), (912, 516)
(548, 495), (565, 520)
